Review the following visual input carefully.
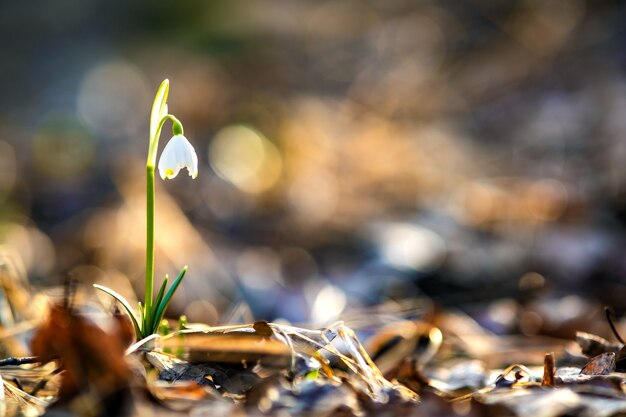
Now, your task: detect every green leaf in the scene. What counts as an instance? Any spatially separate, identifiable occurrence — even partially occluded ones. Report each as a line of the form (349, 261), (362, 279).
(147, 275), (169, 332)
(152, 266), (187, 333)
(305, 369), (319, 380)
(93, 284), (141, 338)
(150, 79), (169, 142)
(138, 302), (146, 336)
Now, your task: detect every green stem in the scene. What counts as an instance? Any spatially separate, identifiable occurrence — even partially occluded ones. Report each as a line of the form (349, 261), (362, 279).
(145, 165), (155, 321)
(145, 113), (183, 334)
(147, 114), (184, 168)
(144, 79), (184, 336)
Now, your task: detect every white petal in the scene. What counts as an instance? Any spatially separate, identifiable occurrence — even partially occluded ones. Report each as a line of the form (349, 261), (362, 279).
(157, 135), (199, 180)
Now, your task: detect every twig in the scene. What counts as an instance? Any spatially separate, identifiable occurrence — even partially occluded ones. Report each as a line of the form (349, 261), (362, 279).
(7, 376), (24, 391)
(30, 367), (62, 396)
(542, 352), (555, 387)
(0, 356), (42, 367)
(604, 307), (625, 344)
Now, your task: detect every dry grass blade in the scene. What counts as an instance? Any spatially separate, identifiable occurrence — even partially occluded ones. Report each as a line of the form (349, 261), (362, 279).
(3, 376), (49, 416)
(0, 362), (58, 381)
(333, 325), (398, 402)
(126, 334), (161, 355)
(156, 319), (415, 404)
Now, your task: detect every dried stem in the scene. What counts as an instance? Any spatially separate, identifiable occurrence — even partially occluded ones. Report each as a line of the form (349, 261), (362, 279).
(605, 307), (625, 344)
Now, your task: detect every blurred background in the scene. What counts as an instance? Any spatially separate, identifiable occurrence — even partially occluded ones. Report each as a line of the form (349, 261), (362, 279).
(1, 0), (626, 336)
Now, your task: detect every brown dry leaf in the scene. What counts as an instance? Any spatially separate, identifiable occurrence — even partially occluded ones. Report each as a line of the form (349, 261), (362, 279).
(160, 320), (338, 368)
(473, 388), (580, 417)
(112, 305), (136, 349)
(366, 321), (442, 377)
(159, 332), (292, 368)
(435, 310), (566, 368)
(145, 350), (260, 395)
(576, 331), (621, 357)
(246, 376), (360, 416)
(395, 358), (430, 394)
(30, 302), (132, 414)
(147, 379), (222, 412)
(580, 352), (616, 376)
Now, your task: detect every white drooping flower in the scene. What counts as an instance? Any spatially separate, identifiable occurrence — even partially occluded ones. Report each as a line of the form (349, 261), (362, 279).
(158, 134), (198, 179)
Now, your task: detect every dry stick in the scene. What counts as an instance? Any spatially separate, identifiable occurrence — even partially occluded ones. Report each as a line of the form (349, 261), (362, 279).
(542, 352), (555, 387)
(0, 356), (42, 367)
(7, 376), (24, 391)
(604, 307), (625, 344)
(63, 278), (78, 311)
(30, 367), (62, 397)
(0, 356), (59, 396)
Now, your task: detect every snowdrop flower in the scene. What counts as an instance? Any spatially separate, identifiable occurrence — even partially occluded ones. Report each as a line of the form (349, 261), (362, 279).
(158, 134), (198, 179)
